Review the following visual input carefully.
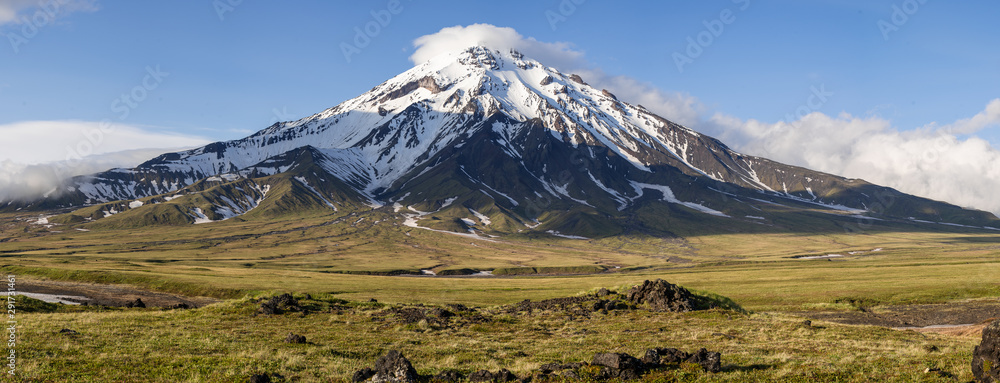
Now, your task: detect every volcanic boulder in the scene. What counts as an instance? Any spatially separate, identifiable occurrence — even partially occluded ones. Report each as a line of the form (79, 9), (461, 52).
(626, 279), (695, 312)
(973, 320), (1000, 383)
(257, 293), (302, 315)
(371, 350), (419, 383)
(467, 369), (517, 382)
(284, 333), (306, 344)
(642, 347), (721, 373)
(592, 352), (644, 380)
(352, 368), (375, 383)
(430, 369), (462, 382)
(686, 348), (722, 373)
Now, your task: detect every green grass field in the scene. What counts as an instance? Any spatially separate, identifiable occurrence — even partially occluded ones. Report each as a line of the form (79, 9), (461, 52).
(1, 209), (998, 381)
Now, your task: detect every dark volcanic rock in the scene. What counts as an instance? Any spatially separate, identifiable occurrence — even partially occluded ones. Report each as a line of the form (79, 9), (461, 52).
(973, 320), (1000, 383)
(641, 349), (661, 365)
(652, 347), (691, 364)
(391, 307), (428, 323)
(249, 374), (271, 383)
(430, 307), (454, 318)
(469, 368), (517, 382)
(592, 352), (641, 370)
(468, 370), (494, 382)
(125, 298), (145, 308)
(257, 293), (302, 315)
(686, 348), (722, 373)
(284, 333), (306, 344)
(371, 350), (418, 383)
(446, 303), (472, 312)
(642, 347), (721, 372)
(58, 328), (79, 335)
(494, 369), (518, 382)
(592, 352), (644, 379)
(352, 368), (375, 383)
(431, 369), (463, 382)
(626, 279), (695, 312)
(467, 369), (517, 382)
(507, 296), (592, 314)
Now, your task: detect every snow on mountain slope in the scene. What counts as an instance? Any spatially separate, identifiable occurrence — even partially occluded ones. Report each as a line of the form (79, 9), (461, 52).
(11, 46), (1000, 230)
(75, 47), (728, 198)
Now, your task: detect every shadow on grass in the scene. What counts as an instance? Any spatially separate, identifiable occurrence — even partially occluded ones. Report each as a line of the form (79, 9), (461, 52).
(692, 290), (748, 314)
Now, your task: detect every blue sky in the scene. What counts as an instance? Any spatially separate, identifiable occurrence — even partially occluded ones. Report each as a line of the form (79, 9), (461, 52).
(2, 1), (997, 141)
(1, 0), (1000, 214)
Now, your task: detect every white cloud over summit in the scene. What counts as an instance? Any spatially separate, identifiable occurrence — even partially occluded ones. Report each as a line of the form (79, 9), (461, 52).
(411, 24), (1000, 216)
(409, 24), (584, 70)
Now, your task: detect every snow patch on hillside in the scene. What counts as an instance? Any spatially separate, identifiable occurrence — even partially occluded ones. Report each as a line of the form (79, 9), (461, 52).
(294, 177), (337, 210)
(469, 208), (491, 225)
(630, 181), (728, 217)
(546, 230), (589, 240)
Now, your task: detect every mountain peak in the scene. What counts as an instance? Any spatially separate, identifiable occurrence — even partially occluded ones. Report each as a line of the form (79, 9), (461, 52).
(12, 47), (1000, 232)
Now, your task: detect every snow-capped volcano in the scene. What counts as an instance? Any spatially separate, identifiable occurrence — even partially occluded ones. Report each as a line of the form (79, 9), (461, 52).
(140, 46), (712, 194)
(10, 46), (1000, 233)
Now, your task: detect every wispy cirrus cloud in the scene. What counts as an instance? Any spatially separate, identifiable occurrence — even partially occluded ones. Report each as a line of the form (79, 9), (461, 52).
(0, 0), (97, 26)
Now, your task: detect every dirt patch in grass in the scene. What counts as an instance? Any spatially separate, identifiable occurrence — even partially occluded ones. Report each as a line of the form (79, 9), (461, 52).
(16, 278), (220, 308)
(902, 320), (996, 337)
(798, 299), (1000, 334)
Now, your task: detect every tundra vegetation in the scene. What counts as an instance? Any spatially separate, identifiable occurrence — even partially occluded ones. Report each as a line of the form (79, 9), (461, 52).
(1, 209), (998, 382)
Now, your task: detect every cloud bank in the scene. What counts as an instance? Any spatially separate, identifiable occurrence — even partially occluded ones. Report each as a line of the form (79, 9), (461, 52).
(0, 148), (193, 202)
(411, 24), (1000, 217)
(0, 120), (210, 202)
(705, 101), (1000, 216)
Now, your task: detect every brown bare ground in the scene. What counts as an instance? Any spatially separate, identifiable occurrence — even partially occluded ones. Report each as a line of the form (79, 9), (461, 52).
(797, 300), (1000, 337)
(17, 278), (220, 308)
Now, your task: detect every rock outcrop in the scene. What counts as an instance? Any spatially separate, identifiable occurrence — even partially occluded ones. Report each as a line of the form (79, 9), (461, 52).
(626, 279), (695, 312)
(973, 320), (1000, 383)
(363, 350), (419, 383)
(591, 352), (644, 380)
(257, 293), (302, 315)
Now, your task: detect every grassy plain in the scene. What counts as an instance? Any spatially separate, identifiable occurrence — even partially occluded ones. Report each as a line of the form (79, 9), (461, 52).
(1, 208), (998, 381)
